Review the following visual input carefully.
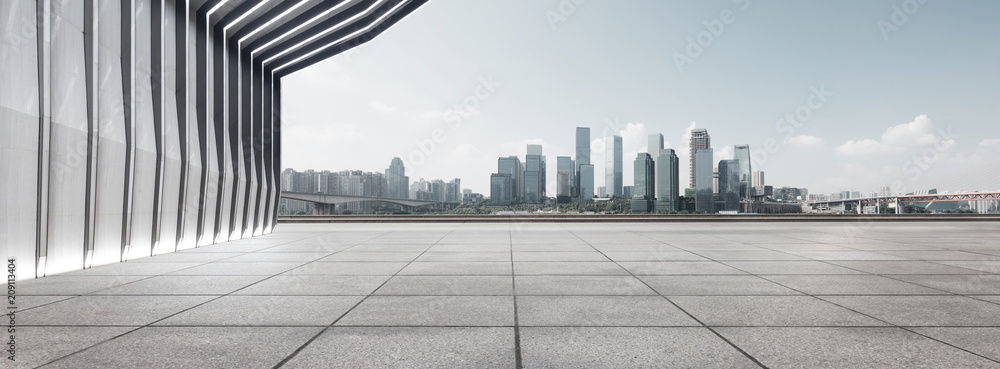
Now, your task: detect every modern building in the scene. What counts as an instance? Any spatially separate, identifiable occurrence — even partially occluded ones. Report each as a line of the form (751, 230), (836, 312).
(498, 156), (523, 204)
(689, 129), (711, 189)
(556, 156), (574, 203)
(718, 159), (741, 212)
(752, 170), (765, 188)
(655, 149), (680, 212)
(524, 145), (546, 204)
(734, 145), (752, 199)
(575, 127), (591, 202)
(632, 153), (655, 212)
(605, 135), (623, 197)
(386, 157), (408, 199)
(648, 133), (664, 156)
(623, 186), (635, 199)
(578, 164), (595, 202)
(0, 0), (427, 278)
(490, 174), (514, 206)
(695, 149), (714, 213)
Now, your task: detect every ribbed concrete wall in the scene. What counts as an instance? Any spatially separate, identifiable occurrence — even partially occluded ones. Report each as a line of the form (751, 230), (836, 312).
(1, 0), (428, 279)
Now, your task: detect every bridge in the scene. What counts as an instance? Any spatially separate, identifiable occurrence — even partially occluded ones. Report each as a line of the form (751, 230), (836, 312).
(281, 191), (461, 214)
(807, 192), (1000, 214)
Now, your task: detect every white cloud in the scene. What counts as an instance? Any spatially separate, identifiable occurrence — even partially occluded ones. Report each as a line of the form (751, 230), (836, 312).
(835, 115), (950, 156)
(786, 135), (824, 148)
(980, 138), (1000, 148)
(368, 100), (397, 114)
(716, 145), (734, 161)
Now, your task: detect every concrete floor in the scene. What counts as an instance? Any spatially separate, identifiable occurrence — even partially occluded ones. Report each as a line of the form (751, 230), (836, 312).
(14, 222), (1000, 368)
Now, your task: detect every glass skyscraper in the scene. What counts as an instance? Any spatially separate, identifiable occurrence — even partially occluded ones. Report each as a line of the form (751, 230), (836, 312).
(556, 156), (573, 203)
(734, 144), (751, 199)
(695, 148), (714, 213)
(605, 135), (623, 197)
(689, 129), (711, 189)
(718, 159), (741, 212)
(579, 164), (594, 201)
(656, 149), (680, 212)
(632, 153), (655, 212)
(575, 127), (591, 202)
(524, 145), (546, 204)
(498, 156), (523, 204)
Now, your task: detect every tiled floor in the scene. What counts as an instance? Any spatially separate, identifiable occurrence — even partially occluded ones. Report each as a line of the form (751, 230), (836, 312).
(13, 222), (1000, 368)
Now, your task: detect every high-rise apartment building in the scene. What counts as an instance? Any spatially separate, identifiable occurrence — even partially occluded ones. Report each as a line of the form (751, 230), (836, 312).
(632, 153), (655, 212)
(605, 135), (623, 197)
(655, 149), (680, 211)
(695, 148), (714, 213)
(689, 129), (711, 189)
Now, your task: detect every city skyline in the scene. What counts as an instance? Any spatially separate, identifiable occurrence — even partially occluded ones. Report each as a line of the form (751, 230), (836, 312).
(283, 0), (1000, 196)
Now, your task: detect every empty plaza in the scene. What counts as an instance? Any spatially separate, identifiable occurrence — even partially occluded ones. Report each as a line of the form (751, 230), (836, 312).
(12, 221), (1000, 368)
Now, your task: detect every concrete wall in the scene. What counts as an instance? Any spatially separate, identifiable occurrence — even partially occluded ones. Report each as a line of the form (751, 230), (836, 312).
(0, 0), (279, 279)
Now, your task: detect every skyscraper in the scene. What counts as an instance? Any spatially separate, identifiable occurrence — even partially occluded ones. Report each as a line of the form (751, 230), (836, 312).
(575, 127), (591, 202)
(655, 149), (680, 211)
(579, 164), (594, 201)
(498, 156), (523, 204)
(718, 159), (740, 212)
(648, 133), (664, 156)
(734, 144), (751, 199)
(524, 145), (546, 204)
(556, 156), (573, 204)
(689, 129), (711, 189)
(605, 135), (623, 197)
(385, 157), (407, 199)
(695, 148), (714, 213)
(632, 153), (655, 212)
(490, 174), (514, 206)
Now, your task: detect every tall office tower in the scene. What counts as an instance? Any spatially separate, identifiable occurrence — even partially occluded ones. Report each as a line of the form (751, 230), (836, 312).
(689, 129), (711, 188)
(632, 153), (655, 212)
(623, 186), (635, 198)
(525, 145), (546, 204)
(556, 156), (574, 203)
(498, 156), (523, 204)
(385, 157), (407, 199)
(605, 135), (623, 197)
(718, 159), (740, 212)
(648, 133), (664, 156)
(578, 164), (595, 202)
(695, 149), (714, 213)
(575, 127), (591, 201)
(752, 170), (765, 187)
(656, 149), (680, 211)
(734, 145), (751, 199)
(490, 174), (514, 206)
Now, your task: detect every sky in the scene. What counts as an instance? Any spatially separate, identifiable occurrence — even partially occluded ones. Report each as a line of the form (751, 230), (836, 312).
(283, 0), (1000, 196)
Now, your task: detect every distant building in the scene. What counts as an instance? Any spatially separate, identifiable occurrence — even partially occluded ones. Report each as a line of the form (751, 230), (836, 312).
(524, 145), (547, 204)
(575, 127), (591, 202)
(734, 145), (751, 199)
(623, 186), (634, 199)
(597, 186), (607, 198)
(490, 173), (514, 206)
(718, 159), (740, 212)
(648, 133), (664, 156)
(632, 153), (655, 212)
(752, 170), (765, 188)
(498, 156), (523, 204)
(605, 135), (623, 197)
(385, 157), (408, 199)
(578, 164), (594, 202)
(695, 148), (714, 213)
(556, 156), (574, 203)
(689, 129), (711, 188)
(655, 149), (680, 211)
